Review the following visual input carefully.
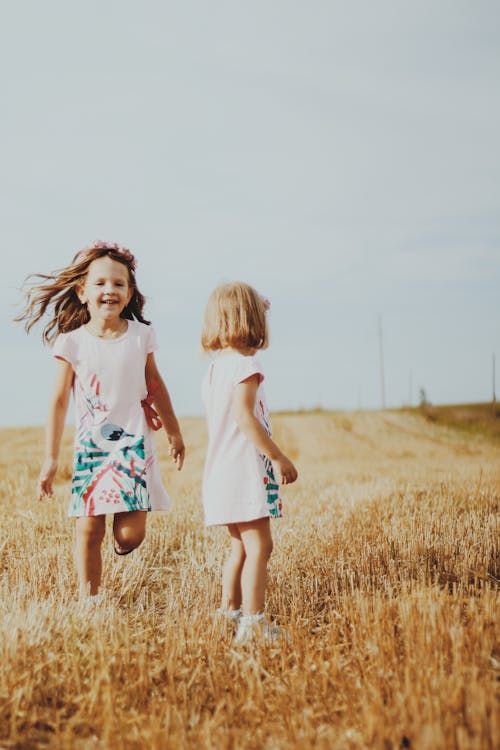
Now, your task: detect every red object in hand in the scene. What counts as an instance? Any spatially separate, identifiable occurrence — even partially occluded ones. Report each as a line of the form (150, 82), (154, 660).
(141, 379), (162, 431)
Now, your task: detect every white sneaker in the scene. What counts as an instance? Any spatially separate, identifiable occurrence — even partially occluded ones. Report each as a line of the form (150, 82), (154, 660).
(216, 607), (242, 622)
(233, 614), (287, 645)
(81, 593), (104, 608)
(71, 593), (106, 622)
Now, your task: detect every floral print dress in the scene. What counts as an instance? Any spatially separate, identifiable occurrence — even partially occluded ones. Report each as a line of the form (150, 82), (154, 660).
(52, 320), (172, 517)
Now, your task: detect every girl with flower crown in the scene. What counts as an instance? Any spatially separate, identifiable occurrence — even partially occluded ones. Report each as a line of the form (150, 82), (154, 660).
(201, 282), (298, 644)
(17, 241), (185, 602)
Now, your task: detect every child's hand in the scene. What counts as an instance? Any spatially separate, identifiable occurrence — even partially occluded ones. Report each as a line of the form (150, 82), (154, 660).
(37, 458), (58, 499)
(168, 432), (185, 471)
(274, 454), (298, 485)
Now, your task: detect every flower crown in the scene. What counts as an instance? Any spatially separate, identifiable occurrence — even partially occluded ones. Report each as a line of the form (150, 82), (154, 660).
(75, 240), (137, 270)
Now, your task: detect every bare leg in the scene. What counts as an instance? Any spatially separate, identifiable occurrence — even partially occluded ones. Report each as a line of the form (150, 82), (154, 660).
(221, 524), (246, 611)
(113, 510), (147, 554)
(238, 517), (273, 615)
(75, 516), (106, 596)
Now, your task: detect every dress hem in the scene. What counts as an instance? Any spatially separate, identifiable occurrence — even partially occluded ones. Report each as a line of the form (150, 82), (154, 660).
(68, 506), (171, 518)
(205, 512), (282, 527)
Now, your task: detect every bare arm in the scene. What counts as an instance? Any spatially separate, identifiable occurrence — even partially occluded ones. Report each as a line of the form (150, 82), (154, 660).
(145, 352), (185, 470)
(38, 357), (74, 499)
(232, 375), (298, 484)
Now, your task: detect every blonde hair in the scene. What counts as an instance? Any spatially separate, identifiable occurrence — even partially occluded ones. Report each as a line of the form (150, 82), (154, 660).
(201, 282), (268, 352)
(16, 244), (149, 344)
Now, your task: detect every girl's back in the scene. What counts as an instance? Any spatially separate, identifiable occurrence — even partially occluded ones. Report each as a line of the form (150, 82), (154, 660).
(200, 281), (297, 644)
(202, 350), (266, 437)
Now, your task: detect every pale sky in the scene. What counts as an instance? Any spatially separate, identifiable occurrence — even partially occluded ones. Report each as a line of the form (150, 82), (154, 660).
(1, 1), (499, 427)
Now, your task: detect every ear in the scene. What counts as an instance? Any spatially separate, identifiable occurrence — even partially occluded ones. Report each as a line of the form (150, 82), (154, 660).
(76, 284), (87, 304)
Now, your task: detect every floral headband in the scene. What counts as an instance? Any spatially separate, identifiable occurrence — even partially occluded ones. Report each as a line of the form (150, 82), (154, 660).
(74, 240), (137, 270)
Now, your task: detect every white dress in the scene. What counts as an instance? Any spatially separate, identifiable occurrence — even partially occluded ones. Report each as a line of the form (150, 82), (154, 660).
(52, 320), (172, 517)
(201, 351), (282, 526)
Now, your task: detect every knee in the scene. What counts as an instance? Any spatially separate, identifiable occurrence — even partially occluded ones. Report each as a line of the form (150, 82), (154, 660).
(263, 535), (274, 560)
(247, 535), (273, 562)
(77, 524), (105, 548)
(114, 526), (146, 552)
(259, 532), (273, 560)
(230, 546), (247, 566)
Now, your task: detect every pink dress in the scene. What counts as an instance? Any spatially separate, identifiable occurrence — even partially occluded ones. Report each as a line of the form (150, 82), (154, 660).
(52, 320), (172, 517)
(201, 351), (282, 526)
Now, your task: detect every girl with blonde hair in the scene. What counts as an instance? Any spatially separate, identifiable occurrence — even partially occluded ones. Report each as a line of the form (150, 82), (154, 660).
(201, 281), (298, 643)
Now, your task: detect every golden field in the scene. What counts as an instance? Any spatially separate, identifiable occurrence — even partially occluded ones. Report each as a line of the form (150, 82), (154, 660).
(0, 409), (498, 750)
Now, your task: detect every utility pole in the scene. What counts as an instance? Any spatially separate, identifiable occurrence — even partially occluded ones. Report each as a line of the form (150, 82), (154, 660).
(493, 353), (497, 403)
(378, 315), (386, 409)
(408, 369), (413, 407)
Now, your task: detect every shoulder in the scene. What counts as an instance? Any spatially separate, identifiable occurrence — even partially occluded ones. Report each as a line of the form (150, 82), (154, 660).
(52, 326), (83, 348)
(221, 352), (265, 385)
(128, 319), (150, 333)
(241, 353), (265, 382)
(59, 326), (84, 342)
(52, 326), (84, 363)
(128, 319), (153, 338)
(128, 319), (157, 353)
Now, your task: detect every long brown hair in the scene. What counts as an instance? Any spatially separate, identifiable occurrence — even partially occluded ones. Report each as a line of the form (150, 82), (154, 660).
(16, 243), (150, 344)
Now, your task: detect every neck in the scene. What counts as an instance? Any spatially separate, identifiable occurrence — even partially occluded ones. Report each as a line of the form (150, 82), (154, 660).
(85, 318), (128, 339)
(221, 346), (257, 356)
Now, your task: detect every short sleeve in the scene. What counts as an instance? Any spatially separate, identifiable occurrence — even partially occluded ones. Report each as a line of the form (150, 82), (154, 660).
(233, 355), (264, 387)
(146, 324), (158, 354)
(52, 332), (75, 368)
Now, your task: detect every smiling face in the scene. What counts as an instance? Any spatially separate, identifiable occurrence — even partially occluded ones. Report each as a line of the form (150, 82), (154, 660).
(77, 255), (133, 325)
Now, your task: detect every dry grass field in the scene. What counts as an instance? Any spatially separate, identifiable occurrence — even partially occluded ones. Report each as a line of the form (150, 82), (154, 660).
(0, 409), (498, 750)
